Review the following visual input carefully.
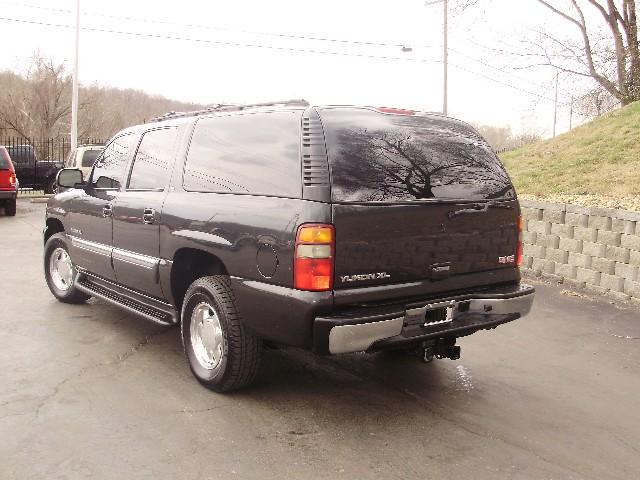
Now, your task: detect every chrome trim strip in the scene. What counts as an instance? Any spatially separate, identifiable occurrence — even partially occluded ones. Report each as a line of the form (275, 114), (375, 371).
(68, 236), (161, 271)
(112, 248), (158, 270)
(328, 317), (404, 354)
(68, 235), (112, 257)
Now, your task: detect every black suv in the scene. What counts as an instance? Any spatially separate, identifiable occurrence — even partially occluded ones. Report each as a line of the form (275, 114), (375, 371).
(44, 100), (534, 392)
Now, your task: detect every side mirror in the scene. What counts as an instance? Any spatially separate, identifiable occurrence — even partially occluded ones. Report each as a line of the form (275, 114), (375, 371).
(56, 168), (84, 189)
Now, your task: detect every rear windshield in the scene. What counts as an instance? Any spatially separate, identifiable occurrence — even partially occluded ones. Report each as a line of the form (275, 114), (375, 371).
(81, 149), (102, 167)
(0, 149), (9, 169)
(320, 108), (515, 203)
(5, 145), (36, 164)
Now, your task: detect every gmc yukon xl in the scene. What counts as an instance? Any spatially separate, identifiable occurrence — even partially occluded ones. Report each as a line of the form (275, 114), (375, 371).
(44, 100), (534, 392)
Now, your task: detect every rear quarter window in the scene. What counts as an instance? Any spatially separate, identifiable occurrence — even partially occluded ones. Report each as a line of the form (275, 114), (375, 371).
(0, 148), (9, 169)
(183, 111), (302, 198)
(320, 108), (515, 203)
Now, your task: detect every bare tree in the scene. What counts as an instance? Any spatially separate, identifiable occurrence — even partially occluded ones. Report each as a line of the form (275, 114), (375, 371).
(0, 54), (72, 139)
(534, 0), (639, 105)
(575, 84), (620, 117)
(474, 124), (513, 150)
(0, 53), (205, 142)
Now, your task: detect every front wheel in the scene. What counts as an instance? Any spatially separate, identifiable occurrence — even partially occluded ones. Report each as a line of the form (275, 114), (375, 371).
(181, 276), (261, 392)
(44, 233), (90, 303)
(45, 178), (58, 195)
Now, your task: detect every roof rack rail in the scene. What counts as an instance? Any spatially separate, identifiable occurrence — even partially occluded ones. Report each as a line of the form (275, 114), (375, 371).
(149, 99), (310, 123)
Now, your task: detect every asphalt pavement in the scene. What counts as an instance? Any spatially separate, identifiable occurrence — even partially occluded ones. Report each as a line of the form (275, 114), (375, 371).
(1, 199), (639, 480)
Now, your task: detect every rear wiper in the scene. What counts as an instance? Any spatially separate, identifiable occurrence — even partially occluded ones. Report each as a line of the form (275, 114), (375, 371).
(447, 201), (513, 220)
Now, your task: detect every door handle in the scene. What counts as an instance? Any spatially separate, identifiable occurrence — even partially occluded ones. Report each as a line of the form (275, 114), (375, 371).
(142, 208), (156, 224)
(102, 204), (113, 218)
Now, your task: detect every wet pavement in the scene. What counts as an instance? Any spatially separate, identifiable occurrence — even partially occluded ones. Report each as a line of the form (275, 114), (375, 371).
(1, 199), (639, 479)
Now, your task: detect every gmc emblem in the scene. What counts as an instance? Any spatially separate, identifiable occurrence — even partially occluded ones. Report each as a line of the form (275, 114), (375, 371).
(498, 255), (516, 264)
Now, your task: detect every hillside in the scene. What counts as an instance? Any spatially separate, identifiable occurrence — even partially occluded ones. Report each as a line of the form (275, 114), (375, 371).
(500, 101), (640, 211)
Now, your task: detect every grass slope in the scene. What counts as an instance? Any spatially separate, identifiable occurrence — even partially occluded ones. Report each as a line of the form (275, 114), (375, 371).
(501, 101), (640, 198)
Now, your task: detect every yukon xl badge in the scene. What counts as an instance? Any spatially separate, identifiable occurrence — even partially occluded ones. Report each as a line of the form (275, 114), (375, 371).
(498, 255), (516, 264)
(341, 272), (391, 283)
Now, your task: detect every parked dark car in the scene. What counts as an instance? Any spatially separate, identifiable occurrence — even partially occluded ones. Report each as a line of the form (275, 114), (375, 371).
(0, 146), (18, 216)
(3, 144), (62, 193)
(44, 100), (535, 392)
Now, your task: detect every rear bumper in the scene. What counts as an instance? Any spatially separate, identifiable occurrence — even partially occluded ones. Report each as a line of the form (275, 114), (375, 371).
(314, 283), (535, 354)
(0, 190), (17, 200)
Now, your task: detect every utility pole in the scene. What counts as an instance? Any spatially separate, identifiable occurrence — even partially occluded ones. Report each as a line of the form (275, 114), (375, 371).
(569, 94), (574, 130)
(424, 0), (448, 115)
(552, 72), (559, 137)
(443, 0), (448, 116)
(71, 0), (80, 151)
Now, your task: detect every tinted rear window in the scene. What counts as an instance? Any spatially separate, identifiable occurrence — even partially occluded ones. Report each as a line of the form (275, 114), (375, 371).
(81, 149), (102, 167)
(0, 149), (9, 169)
(320, 108), (515, 202)
(5, 146), (36, 165)
(183, 111), (301, 197)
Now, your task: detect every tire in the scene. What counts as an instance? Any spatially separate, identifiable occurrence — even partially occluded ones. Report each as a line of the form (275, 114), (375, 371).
(45, 178), (57, 195)
(44, 233), (90, 304)
(5, 199), (16, 216)
(181, 275), (261, 392)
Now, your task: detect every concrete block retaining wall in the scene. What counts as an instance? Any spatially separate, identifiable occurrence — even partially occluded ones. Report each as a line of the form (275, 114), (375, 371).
(520, 200), (640, 302)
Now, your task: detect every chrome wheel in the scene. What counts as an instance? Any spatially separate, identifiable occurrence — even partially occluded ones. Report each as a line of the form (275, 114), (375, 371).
(190, 302), (224, 370)
(49, 247), (74, 292)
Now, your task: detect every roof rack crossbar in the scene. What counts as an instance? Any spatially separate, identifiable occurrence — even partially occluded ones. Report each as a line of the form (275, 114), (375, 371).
(149, 99), (309, 123)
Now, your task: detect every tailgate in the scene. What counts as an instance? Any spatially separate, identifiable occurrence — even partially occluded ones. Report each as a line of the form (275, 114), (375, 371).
(318, 107), (520, 291)
(332, 201), (519, 289)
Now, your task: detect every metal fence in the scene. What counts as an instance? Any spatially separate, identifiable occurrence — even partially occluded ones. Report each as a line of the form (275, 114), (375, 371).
(0, 136), (103, 195)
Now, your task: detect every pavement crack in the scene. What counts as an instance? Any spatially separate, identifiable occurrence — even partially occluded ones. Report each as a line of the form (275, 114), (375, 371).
(29, 327), (172, 421)
(176, 405), (232, 415)
(113, 327), (172, 365)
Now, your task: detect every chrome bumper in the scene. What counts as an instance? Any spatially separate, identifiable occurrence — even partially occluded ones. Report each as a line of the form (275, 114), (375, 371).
(325, 284), (535, 355)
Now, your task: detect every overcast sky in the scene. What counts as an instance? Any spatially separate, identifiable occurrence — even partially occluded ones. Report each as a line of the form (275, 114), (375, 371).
(0, 0), (586, 136)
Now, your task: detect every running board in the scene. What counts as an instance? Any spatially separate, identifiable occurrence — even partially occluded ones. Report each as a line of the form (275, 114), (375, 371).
(75, 272), (178, 325)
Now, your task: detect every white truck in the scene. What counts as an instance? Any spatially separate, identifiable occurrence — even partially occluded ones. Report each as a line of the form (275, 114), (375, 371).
(65, 144), (104, 179)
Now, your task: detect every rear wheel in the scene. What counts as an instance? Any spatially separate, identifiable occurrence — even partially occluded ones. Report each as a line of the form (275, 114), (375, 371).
(44, 233), (90, 303)
(181, 275), (261, 392)
(4, 199), (16, 216)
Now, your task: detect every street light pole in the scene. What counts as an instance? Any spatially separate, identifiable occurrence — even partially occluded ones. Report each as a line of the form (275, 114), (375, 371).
(71, 0), (80, 151)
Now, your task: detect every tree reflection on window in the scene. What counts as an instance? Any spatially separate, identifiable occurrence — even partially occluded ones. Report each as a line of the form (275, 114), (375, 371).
(329, 119), (515, 202)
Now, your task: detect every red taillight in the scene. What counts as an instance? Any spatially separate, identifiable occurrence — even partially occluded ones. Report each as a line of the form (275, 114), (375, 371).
(9, 174), (16, 186)
(294, 224), (334, 291)
(516, 215), (524, 266)
(377, 107), (415, 115)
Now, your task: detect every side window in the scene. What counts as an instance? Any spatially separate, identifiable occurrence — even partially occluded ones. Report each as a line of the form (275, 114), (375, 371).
(183, 112), (301, 197)
(128, 127), (178, 190)
(81, 149), (102, 168)
(91, 134), (134, 189)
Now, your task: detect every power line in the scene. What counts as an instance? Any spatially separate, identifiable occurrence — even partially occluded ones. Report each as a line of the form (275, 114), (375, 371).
(449, 47), (555, 92)
(0, 16), (442, 63)
(0, 14), (573, 105)
(450, 62), (571, 106)
(0, 0), (441, 50)
(0, 0), (572, 102)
